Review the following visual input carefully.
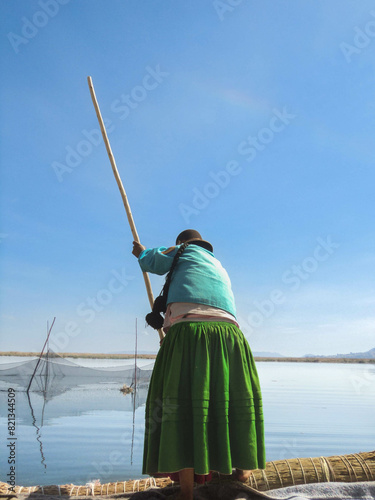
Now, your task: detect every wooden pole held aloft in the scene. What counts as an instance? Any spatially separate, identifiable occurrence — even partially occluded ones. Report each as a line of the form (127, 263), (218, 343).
(87, 76), (163, 341)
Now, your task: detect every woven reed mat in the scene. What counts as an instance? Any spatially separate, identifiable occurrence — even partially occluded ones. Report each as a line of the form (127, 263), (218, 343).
(1, 450), (374, 498)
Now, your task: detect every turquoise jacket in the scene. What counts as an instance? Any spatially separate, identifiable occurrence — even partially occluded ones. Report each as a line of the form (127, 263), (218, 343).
(138, 244), (236, 318)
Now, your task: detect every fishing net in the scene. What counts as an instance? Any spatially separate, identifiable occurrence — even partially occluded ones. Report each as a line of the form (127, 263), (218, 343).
(0, 350), (154, 399)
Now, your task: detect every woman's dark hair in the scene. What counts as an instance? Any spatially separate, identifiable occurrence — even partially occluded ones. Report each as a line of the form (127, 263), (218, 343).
(145, 243), (189, 330)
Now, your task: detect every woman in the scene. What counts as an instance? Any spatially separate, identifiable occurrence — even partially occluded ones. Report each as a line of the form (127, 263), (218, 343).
(132, 229), (265, 500)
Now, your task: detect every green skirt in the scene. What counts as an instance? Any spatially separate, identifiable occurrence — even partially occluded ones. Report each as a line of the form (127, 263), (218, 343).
(143, 321), (266, 476)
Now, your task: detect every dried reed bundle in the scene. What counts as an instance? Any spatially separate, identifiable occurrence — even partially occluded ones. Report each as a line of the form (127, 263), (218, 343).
(1, 450), (373, 496)
(0, 477), (173, 496)
(213, 450), (375, 491)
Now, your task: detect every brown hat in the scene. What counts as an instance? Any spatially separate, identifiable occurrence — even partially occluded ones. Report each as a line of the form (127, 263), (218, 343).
(175, 229), (213, 252)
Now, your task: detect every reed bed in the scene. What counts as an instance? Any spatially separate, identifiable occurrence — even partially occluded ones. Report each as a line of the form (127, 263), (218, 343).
(1, 450), (373, 496)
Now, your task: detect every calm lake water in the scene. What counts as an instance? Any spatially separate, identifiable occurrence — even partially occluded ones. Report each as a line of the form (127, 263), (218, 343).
(0, 358), (374, 487)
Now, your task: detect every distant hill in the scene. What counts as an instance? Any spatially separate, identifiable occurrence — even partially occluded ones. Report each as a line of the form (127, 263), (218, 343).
(114, 350), (286, 357)
(305, 347), (375, 359)
(253, 351), (284, 358)
(111, 350), (157, 355)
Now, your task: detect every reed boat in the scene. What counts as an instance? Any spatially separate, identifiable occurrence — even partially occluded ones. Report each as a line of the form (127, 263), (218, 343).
(1, 450), (374, 497)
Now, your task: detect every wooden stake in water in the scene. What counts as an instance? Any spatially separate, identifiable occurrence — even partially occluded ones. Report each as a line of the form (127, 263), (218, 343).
(87, 76), (164, 341)
(131, 318), (138, 465)
(134, 318), (138, 392)
(27, 317), (56, 393)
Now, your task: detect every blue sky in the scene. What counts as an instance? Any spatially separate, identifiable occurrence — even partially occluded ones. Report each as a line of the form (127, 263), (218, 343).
(1, 0), (374, 356)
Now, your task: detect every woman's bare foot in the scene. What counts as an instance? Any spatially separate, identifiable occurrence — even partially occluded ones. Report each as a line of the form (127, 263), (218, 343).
(234, 468), (252, 482)
(174, 468), (194, 500)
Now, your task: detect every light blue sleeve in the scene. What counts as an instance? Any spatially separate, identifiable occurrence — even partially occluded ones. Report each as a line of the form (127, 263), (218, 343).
(138, 246), (178, 275)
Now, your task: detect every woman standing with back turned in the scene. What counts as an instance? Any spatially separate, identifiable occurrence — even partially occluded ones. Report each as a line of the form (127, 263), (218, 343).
(132, 229), (265, 500)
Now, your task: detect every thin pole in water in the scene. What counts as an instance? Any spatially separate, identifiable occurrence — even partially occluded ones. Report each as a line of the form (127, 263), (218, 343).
(131, 318), (138, 466)
(134, 318), (138, 392)
(27, 317), (56, 393)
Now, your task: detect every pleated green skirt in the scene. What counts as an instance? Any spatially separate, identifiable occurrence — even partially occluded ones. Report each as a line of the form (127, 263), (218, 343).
(143, 321), (266, 476)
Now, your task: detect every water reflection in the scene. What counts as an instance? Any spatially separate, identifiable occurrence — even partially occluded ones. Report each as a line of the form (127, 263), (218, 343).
(0, 361), (374, 487)
(0, 354), (152, 485)
(27, 390), (47, 470)
(131, 389), (136, 466)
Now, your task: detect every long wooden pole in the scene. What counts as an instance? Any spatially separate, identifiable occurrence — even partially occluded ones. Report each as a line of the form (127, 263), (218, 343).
(87, 76), (163, 341)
